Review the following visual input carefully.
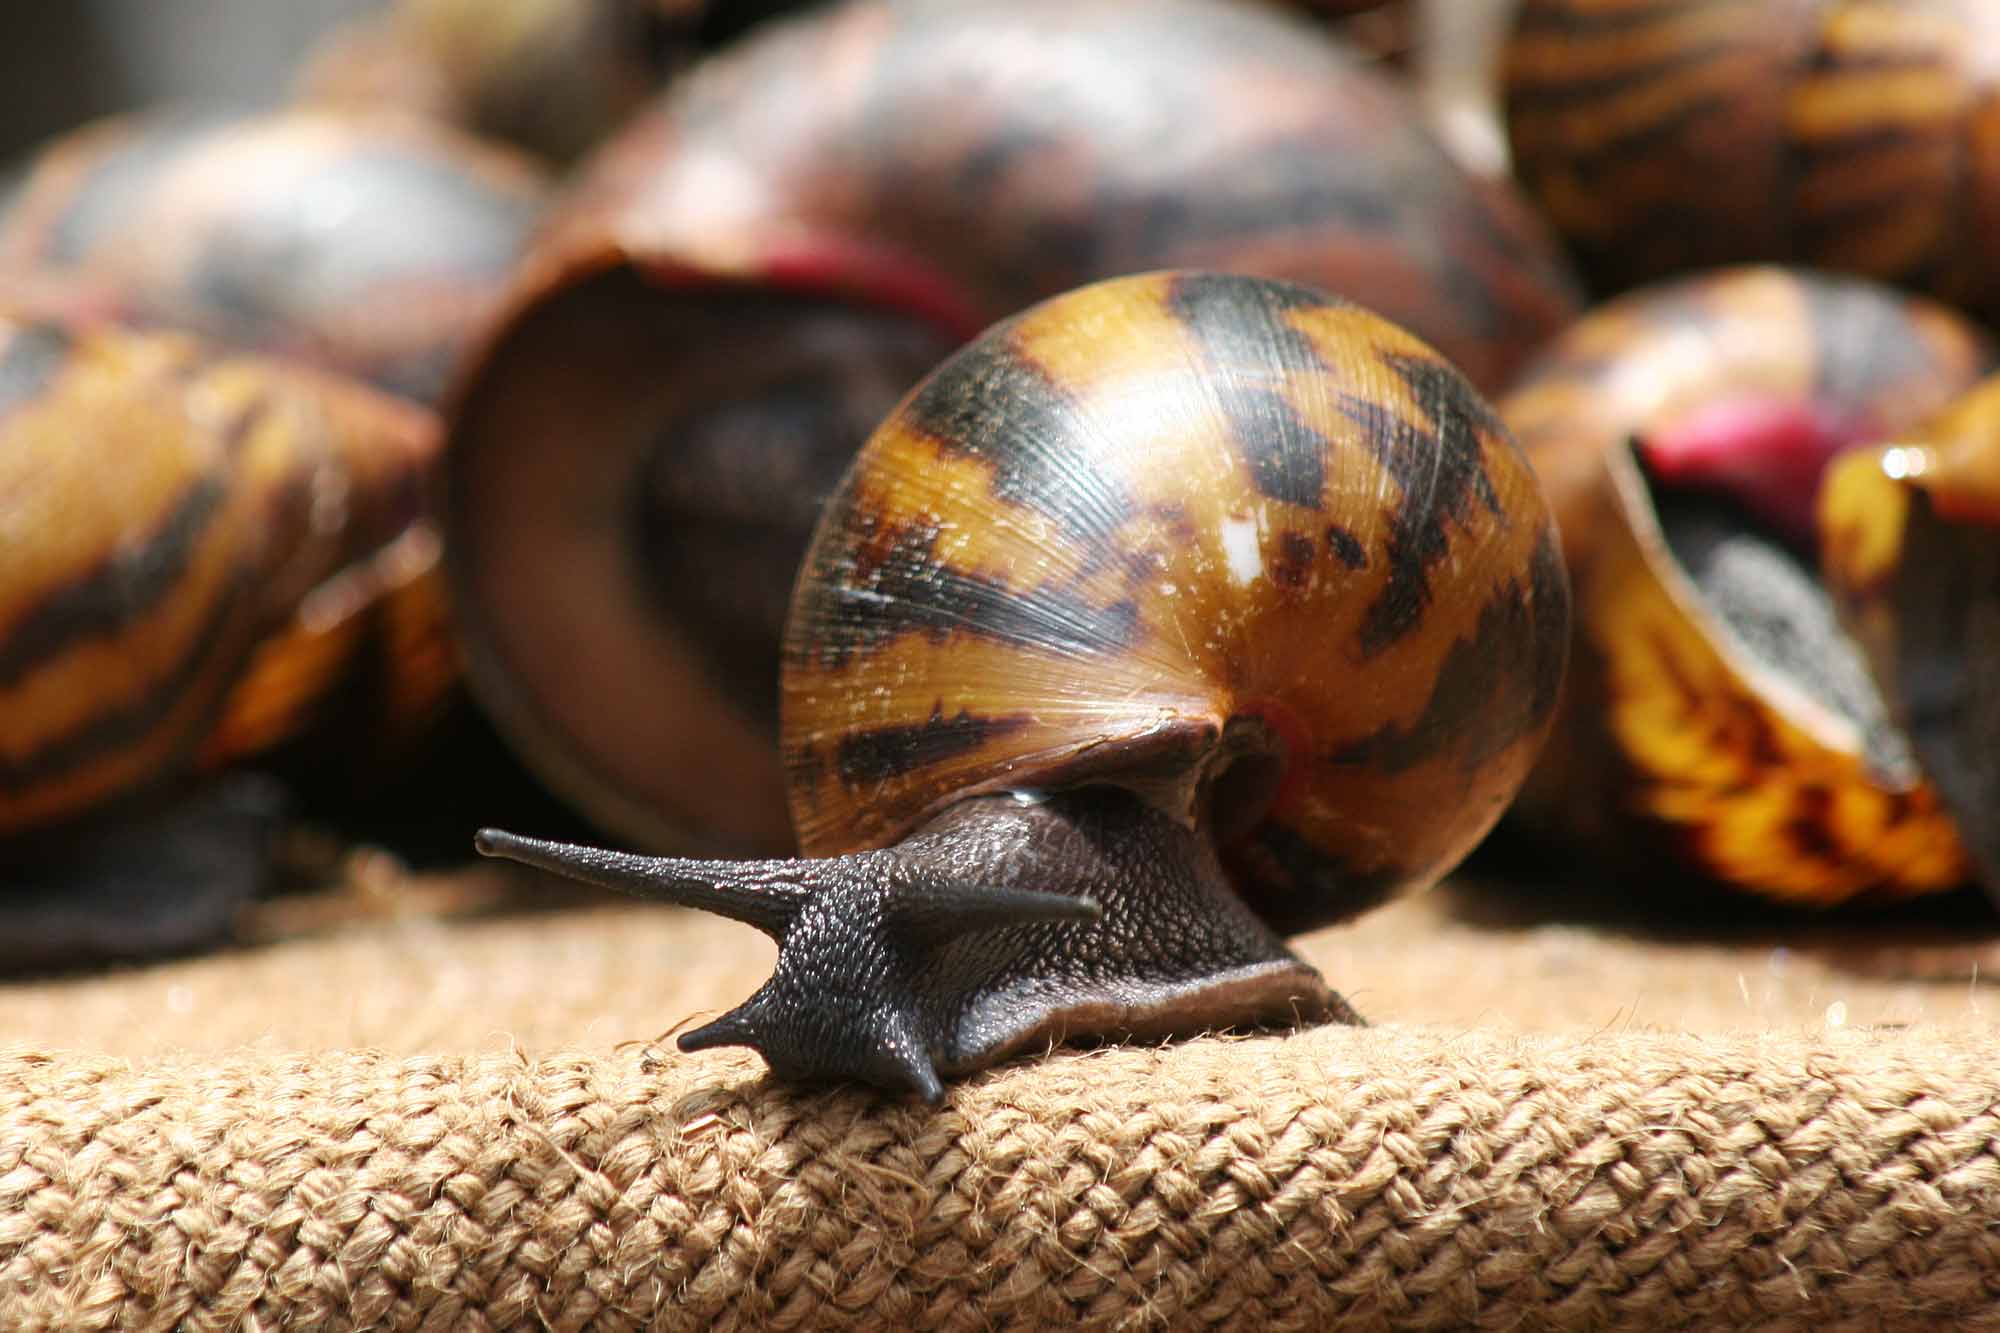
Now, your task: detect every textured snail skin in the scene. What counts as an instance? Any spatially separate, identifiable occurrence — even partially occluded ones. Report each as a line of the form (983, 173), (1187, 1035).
(1500, 267), (1993, 904)
(446, 0), (1582, 858)
(0, 309), (443, 840)
(1821, 377), (2000, 898)
(478, 271), (1570, 1097)
(0, 108), (548, 404)
(1506, 0), (2000, 316)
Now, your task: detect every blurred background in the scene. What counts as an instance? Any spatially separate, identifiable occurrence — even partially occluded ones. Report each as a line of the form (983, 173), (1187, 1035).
(0, 2), (379, 159)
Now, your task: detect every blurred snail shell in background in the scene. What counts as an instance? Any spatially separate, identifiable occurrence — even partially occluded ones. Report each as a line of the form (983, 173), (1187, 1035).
(1505, 0), (2000, 317)
(0, 108), (550, 404)
(0, 304), (443, 845)
(294, 0), (814, 164)
(444, 0), (1584, 856)
(1499, 266), (1993, 904)
(1821, 374), (2000, 897)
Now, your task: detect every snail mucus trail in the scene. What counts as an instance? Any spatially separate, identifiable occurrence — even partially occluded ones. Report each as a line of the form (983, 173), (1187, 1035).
(477, 272), (1569, 1099)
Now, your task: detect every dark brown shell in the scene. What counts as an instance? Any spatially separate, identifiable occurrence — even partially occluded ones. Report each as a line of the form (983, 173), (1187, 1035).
(0, 305), (444, 835)
(1505, 0), (2000, 316)
(1500, 267), (1993, 903)
(0, 108), (549, 404)
(444, 0), (1583, 855)
(1821, 375), (2000, 895)
(782, 271), (1569, 929)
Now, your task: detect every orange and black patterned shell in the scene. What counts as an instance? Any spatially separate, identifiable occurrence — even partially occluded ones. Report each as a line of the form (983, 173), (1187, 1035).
(1505, 0), (2000, 317)
(781, 272), (1570, 930)
(1501, 267), (1992, 902)
(1821, 375), (2000, 894)
(0, 309), (443, 835)
(0, 109), (548, 403)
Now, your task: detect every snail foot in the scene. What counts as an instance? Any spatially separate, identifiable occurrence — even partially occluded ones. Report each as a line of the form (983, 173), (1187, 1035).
(477, 788), (1354, 1101)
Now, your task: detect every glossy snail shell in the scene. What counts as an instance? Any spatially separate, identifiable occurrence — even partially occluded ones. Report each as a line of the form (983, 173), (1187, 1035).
(1821, 375), (2000, 895)
(782, 270), (1570, 921)
(1500, 267), (1993, 903)
(0, 306), (442, 835)
(1505, 0), (2000, 315)
(0, 108), (549, 404)
(444, 0), (1582, 857)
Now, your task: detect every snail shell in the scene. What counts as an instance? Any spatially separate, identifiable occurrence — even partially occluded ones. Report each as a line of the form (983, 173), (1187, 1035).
(1821, 375), (2000, 896)
(0, 307), (441, 836)
(783, 269), (1571, 907)
(477, 270), (1570, 1095)
(1499, 266), (1993, 903)
(445, 0), (1582, 856)
(1505, 0), (2000, 316)
(0, 108), (549, 403)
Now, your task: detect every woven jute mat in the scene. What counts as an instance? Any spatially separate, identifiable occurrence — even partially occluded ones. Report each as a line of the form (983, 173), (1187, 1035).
(5, 863), (2000, 1330)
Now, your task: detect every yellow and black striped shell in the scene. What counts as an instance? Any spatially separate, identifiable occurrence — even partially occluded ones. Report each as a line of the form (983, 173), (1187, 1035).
(1505, 0), (2000, 317)
(0, 307), (445, 836)
(0, 108), (548, 404)
(780, 271), (1570, 926)
(1822, 375), (2000, 894)
(445, 0), (1582, 858)
(1500, 267), (1992, 903)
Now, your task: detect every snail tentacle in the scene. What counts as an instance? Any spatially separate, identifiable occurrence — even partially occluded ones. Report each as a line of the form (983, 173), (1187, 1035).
(473, 827), (820, 937)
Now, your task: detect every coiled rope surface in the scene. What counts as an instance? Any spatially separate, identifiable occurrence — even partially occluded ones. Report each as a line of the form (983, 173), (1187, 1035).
(3, 891), (1998, 1329)
(6, 1027), (2000, 1329)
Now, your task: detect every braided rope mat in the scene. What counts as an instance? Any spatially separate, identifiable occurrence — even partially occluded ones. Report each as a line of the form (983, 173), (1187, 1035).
(5, 877), (2000, 1329)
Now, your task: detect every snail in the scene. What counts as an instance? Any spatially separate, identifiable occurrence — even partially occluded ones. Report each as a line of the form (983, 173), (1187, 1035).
(445, 0), (1583, 860)
(1499, 266), (1993, 904)
(0, 107), (549, 404)
(1821, 375), (2000, 897)
(474, 270), (1570, 1098)
(1504, 0), (2000, 318)
(0, 300), (445, 966)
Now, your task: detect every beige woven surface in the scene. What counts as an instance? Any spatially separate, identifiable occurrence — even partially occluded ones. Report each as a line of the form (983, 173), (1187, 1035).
(5, 870), (2000, 1329)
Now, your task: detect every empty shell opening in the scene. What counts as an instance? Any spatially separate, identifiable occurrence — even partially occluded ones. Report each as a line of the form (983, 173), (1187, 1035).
(1638, 445), (1920, 786)
(634, 289), (955, 729)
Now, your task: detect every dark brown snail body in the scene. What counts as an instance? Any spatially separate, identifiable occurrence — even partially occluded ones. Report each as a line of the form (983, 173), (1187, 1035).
(446, 0), (1583, 858)
(477, 271), (1570, 1097)
(0, 108), (549, 404)
(1499, 267), (1993, 904)
(0, 304), (444, 966)
(1822, 376), (2000, 896)
(1505, 0), (2000, 316)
